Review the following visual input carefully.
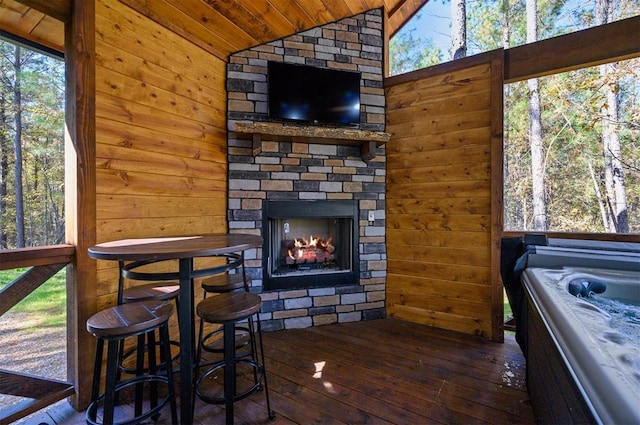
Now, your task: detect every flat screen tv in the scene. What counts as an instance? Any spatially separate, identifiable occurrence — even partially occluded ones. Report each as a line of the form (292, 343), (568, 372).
(268, 61), (361, 127)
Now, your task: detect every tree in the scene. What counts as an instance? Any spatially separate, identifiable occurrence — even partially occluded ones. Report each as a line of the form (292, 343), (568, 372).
(597, 0), (628, 232)
(1, 89), (8, 248)
(12, 45), (25, 247)
(389, 27), (443, 76)
(526, 0), (548, 231)
(502, 0), (511, 50)
(0, 40), (65, 248)
(451, 0), (467, 59)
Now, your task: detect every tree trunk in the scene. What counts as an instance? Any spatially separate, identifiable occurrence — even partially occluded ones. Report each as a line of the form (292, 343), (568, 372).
(0, 91), (8, 248)
(13, 45), (25, 247)
(502, 0), (510, 51)
(451, 0), (467, 60)
(526, 0), (547, 231)
(597, 0), (628, 233)
(502, 0), (512, 229)
(588, 161), (612, 232)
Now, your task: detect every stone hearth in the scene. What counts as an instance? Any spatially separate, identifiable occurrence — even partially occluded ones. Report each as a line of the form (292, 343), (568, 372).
(226, 9), (386, 331)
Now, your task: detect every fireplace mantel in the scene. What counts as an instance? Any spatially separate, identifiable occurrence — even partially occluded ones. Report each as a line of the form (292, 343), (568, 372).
(235, 121), (390, 162)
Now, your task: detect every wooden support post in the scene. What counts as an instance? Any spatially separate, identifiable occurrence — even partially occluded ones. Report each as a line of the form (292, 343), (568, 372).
(360, 141), (377, 163)
(252, 133), (262, 156)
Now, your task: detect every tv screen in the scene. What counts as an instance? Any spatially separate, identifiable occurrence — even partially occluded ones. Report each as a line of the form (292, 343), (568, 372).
(268, 61), (361, 127)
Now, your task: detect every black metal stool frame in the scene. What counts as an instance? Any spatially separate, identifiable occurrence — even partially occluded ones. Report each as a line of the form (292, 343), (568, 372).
(197, 266), (252, 369)
(86, 314), (177, 425)
(115, 255), (242, 372)
(118, 254), (245, 361)
(195, 294), (275, 425)
(116, 260), (182, 377)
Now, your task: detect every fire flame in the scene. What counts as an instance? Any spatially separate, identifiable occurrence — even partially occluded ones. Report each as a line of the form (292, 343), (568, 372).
(285, 234), (335, 265)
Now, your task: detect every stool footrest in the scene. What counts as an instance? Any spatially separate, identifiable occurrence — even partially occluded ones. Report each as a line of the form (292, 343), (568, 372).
(86, 375), (173, 425)
(201, 326), (251, 354)
(86, 301), (177, 425)
(195, 359), (265, 404)
(119, 340), (180, 375)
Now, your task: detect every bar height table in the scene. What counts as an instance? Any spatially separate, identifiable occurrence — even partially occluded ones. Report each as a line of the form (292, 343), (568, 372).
(88, 234), (263, 424)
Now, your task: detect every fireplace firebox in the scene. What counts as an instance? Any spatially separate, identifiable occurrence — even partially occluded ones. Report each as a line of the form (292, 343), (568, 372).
(262, 200), (359, 291)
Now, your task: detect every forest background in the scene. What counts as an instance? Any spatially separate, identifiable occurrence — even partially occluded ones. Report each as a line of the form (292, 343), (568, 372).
(0, 0), (639, 250)
(1, 41), (64, 249)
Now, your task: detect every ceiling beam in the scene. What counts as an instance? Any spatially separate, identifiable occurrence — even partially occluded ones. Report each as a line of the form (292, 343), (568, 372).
(387, 0), (429, 38)
(13, 0), (71, 23)
(505, 15), (640, 83)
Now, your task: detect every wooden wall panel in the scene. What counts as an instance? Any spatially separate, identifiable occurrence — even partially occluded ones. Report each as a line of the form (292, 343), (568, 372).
(95, 0), (228, 307)
(385, 51), (504, 339)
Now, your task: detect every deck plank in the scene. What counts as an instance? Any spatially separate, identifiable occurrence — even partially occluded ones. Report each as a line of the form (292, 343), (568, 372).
(32, 318), (535, 424)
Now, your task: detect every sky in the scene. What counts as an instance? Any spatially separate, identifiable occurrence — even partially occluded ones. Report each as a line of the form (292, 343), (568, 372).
(389, 0), (631, 75)
(397, 0), (613, 55)
(405, 0), (452, 49)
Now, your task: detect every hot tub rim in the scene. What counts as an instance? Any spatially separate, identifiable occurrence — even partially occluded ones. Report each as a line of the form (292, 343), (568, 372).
(522, 266), (640, 425)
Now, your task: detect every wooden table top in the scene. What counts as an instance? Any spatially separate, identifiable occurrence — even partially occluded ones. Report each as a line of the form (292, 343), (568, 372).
(88, 233), (263, 261)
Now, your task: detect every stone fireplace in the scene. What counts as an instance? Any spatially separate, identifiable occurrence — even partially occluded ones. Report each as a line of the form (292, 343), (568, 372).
(226, 9), (387, 331)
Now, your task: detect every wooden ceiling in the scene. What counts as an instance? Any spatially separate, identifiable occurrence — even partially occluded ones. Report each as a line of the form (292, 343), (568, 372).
(0, 0), (66, 53)
(1, 0), (427, 59)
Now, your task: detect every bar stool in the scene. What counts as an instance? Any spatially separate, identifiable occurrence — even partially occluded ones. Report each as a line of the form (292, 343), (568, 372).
(201, 273), (248, 294)
(116, 259), (181, 374)
(86, 301), (178, 425)
(195, 292), (274, 425)
(119, 282), (181, 374)
(122, 282), (180, 304)
(198, 274), (251, 358)
(197, 254), (250, 349)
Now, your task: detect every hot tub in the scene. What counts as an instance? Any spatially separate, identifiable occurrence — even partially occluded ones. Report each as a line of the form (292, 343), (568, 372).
(519, 239), (640, 425)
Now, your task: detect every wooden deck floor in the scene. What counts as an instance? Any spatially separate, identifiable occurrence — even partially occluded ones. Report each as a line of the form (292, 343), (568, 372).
(29, 319), (535, 424)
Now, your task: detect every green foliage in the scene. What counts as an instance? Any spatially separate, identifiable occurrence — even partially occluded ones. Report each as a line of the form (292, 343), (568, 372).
(389, 27), (443, 76)
(0, 268), (66, 329)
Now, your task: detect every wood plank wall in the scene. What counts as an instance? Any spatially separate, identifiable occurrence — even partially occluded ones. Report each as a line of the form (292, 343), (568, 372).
(94, 0), (229, 310)
(384, 52), (504, 339)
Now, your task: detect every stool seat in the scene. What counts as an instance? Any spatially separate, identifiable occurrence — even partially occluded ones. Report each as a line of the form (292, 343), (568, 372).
(118, 284), (180, 376)
(122, 282), (179, 303)
(197, 292), (261, 323)
(87, 301), (173, 339)
(201, 273), (248, 293)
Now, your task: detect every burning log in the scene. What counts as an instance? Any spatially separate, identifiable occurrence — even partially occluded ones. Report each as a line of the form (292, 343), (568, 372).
(283, 234), (335, 266)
